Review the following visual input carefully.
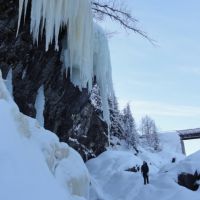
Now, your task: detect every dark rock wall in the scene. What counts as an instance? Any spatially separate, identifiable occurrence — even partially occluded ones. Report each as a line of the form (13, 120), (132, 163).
(0, 0), (108, 161)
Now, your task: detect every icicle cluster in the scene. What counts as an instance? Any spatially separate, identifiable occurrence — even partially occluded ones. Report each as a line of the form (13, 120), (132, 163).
(17, 0), (93, 89)
(17, 0), (113, 125)
(93, 24), (114, 125)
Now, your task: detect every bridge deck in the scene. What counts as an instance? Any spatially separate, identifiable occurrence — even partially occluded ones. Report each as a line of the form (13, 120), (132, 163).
(177, 128), (200, 140)
(176, 128), (200, 154)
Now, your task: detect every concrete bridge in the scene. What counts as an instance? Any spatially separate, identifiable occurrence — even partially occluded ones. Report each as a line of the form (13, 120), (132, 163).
(177, 128), (200, 155)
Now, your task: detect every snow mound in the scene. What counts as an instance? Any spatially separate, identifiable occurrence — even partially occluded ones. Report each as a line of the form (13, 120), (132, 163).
(160, 150), (200, 176)
(87, 150), (142, 178)
(86, 150), (143, 199)
(0, 72), (90, 200)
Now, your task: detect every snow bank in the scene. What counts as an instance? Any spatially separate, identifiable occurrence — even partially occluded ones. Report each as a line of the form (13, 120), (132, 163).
(0, 72), (90, 200)
(87, 150), (142, 178)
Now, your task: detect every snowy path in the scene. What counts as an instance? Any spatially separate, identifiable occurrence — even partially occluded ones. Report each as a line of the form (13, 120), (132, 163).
(89, 171), (147, 200)
(87, 150), (200, 200)
(90, 171), (200, 200)
(102, 172), (143, 200)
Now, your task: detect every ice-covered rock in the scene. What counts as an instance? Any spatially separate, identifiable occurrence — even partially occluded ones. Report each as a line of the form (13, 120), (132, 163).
(0, 0), (109, 160)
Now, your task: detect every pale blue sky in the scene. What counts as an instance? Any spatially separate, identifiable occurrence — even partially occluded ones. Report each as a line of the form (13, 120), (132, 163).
(102, 0), (200, 132)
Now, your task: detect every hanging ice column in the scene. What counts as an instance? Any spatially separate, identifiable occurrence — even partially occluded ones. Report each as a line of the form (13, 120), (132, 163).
(17, 0), (113, 125)
(17, 0), (93, 90)
(92, 24), (114, 124)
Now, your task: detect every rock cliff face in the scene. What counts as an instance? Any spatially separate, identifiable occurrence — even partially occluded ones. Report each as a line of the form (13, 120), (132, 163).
(0, 0), (108, 161)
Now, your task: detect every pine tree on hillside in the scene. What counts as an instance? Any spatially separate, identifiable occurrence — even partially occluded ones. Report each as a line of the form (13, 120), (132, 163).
(140, 115), (160, 151)
(90, 85), (125, 145)
(122, 104), (138, 150)
(109, 95), (124, 140)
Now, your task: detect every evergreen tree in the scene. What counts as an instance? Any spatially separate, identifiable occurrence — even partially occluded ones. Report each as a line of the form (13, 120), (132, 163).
(122, 104), (138, 150)
(108, 95), (124, 140)
(140, 115), (160, 151)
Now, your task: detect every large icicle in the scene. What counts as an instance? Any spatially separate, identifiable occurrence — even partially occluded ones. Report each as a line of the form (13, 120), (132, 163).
(17, 0), (93, 83)
(35, 85), (45, 127)
(93, 24), (114, 125)
(17, 0), (113, 125)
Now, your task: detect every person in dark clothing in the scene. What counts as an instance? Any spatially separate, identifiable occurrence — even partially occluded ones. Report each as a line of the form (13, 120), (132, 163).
(141, 161), (149, 185)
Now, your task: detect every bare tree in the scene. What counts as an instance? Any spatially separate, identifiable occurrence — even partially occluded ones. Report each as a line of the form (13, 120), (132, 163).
(92, 0), (154, 43)
(140, 115), (160, 151)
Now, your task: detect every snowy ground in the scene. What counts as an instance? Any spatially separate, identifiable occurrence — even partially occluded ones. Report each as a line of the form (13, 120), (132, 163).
(1, 71), (200, 200)
(87, 135), (200, 200)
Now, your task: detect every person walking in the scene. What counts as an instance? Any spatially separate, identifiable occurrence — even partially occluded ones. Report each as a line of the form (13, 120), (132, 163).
(141, 161), (149, 185)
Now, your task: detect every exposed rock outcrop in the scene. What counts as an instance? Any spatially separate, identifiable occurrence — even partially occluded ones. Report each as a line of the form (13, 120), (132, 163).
(0, 0), (108, 161)
(178, 171), (200, 191)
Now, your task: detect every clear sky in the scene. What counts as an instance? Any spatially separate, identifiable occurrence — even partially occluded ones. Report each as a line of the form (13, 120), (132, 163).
(102, 0), (200, 132)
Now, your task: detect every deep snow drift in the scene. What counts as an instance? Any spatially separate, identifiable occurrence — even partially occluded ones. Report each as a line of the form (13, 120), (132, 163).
(0, 72), (90, 200)
(86, 133), (200, 200)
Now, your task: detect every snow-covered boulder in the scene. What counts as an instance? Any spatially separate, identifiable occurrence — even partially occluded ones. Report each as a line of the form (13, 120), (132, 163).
(178, 172), (199, 191)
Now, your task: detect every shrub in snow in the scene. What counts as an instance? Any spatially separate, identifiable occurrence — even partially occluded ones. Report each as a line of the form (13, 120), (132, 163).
(140, 115), (161, 151)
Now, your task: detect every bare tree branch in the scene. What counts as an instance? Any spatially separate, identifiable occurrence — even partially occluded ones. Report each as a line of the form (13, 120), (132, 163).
(92, 0), (155, 44)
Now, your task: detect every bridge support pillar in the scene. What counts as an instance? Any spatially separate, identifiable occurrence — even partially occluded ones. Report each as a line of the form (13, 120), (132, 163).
(180, 139), (186, 155)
